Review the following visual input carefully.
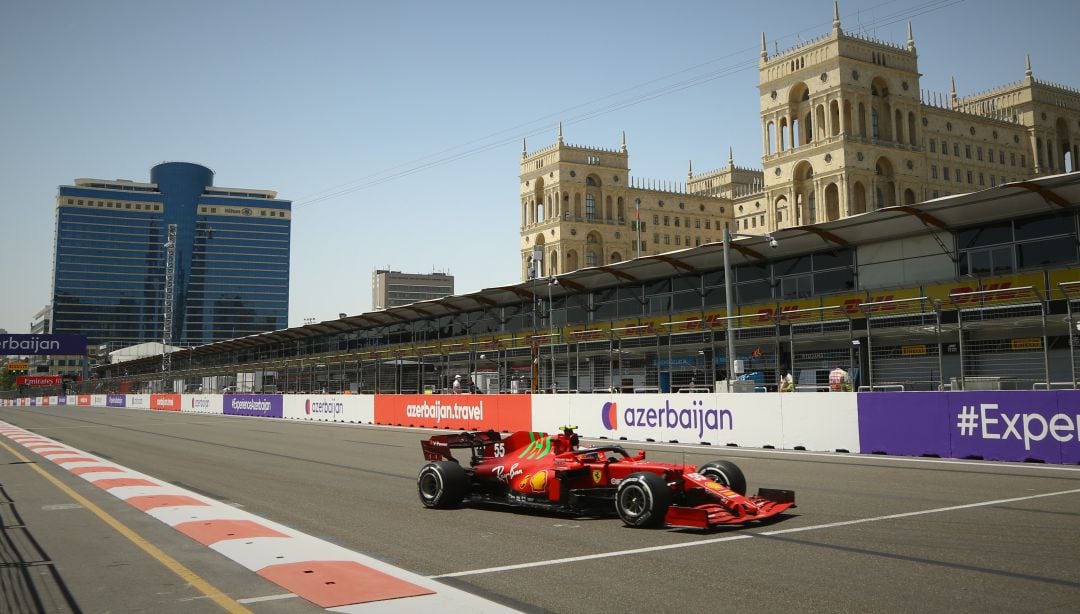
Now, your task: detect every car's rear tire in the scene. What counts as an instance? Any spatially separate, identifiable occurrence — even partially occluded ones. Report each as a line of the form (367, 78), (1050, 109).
(417, 461), (468, 508)
(697, 460), (747, 495)
(615, 472), (672, 528)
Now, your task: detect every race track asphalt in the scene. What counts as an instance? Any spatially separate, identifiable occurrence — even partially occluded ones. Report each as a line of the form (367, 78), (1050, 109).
(1, 404), (1079, 613)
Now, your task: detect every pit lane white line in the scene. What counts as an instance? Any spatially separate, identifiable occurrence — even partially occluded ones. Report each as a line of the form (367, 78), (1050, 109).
(430, 487), (1080, 579)
(236, 593), (298, 604)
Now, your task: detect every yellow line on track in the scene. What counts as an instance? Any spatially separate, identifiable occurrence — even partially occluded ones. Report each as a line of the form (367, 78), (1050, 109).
(0, 437), (252, 614)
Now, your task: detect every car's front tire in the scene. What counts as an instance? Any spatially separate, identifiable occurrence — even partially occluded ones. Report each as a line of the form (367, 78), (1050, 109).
(697, 460), (747, 495)
(615, 472), (672, 528)
(417, 461), (468, 508)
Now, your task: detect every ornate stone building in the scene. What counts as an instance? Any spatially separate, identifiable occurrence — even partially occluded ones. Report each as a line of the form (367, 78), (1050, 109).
(520, 2), (1080, 280)
(518, 127), (755, 279)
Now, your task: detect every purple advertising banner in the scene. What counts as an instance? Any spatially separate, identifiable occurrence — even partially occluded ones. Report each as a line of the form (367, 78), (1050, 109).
(856, 392), (952, 458)
(223, 395), (283, 418)
(0, 334), (87, 355)
(106, 394), (126, 408)
(57, 395), (68, 406)
(858, 391), (1080, 464)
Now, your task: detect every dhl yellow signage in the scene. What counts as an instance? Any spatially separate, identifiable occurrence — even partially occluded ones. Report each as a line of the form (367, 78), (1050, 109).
(611, 317), (655, 336)
(1011, 337), (1042, 351)
(901, 344), (928, 356)
(5, 362), (28, 371)
(304, 267), (1076, 363)
(565, 322), (609, 341)
(926, 272), (1044, 307)
(833, 287), (924, 316)
(1048, 268), (1080, 298)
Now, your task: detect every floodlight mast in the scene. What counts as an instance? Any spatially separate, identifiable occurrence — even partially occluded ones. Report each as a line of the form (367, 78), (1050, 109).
(722, 225), (777, 392)
(162, 224), (178, 392)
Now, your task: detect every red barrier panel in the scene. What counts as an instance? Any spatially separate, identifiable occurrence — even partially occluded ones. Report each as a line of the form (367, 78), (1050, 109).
(16, 375), (61, 386)
(374, 394), (532, 432)
(150, 394), (182, 412)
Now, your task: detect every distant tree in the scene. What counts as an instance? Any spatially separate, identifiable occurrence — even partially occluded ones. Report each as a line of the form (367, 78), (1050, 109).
(0, 368), (14, 391)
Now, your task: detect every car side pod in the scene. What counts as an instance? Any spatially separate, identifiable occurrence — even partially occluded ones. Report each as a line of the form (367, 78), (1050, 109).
(664, 489), (796, 529)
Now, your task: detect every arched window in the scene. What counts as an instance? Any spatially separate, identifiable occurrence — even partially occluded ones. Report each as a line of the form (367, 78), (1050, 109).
(874, 157), (897, 208)
(825, 183), (840, 221)
(851, 182), (867, 215)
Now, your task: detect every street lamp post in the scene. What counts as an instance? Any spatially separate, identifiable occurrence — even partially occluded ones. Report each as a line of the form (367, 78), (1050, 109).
(548, 276), (559, 393)
(723, 225), (778, 392)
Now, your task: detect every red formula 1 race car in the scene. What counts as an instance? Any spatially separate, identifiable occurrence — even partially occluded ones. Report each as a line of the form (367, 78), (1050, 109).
(417, 426), (795, 529)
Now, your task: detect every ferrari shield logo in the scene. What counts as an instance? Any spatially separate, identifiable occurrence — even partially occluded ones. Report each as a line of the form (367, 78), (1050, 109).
(592, 470), (602, 484)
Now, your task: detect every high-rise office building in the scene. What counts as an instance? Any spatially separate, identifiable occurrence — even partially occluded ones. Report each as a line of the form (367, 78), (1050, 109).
(51, 162), (291, 349)
(372, 270), (454, 310)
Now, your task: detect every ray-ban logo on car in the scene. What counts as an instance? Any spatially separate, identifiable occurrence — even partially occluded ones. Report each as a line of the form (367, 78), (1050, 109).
(241, 208), (252, 216)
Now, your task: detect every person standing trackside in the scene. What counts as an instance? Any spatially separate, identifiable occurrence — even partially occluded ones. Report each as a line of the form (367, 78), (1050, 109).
(779, 367), (794, 392)
(829, 366), (851, 391)
(452, 374), (462, 393)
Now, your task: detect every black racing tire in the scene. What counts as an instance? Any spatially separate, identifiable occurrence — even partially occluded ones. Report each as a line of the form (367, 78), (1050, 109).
(417, 461), (469, 508)
(615, 472), (672, 528)
(697, 460), (747, 495)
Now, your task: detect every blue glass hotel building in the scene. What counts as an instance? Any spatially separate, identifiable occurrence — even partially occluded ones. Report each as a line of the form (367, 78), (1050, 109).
(51, 162), (291, 348)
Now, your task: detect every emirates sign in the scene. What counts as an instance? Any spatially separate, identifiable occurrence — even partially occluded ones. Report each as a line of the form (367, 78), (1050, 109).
(16, 375), (62, 387)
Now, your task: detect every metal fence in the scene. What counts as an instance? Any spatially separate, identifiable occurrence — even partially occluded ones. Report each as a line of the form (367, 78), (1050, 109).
(864, 298), (944, 392)
(35, 287), (1080, 397)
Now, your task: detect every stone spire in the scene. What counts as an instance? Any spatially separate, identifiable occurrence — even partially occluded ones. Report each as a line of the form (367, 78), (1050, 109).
(950, 76), (956, 102)
(761, 32), (768, 62)
(906, 21), (915, 52)
(621, 130), (627, 153)
(832, 0), (842, 34)
(728, 146), (735, 168)
(557, 122), (563, 145)
(1025, 54), (1032, 79)
(687, 160), (693, 178)
(522, 138), (527, 159)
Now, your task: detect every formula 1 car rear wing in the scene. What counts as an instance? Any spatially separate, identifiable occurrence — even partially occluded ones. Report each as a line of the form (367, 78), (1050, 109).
(421, 430), (503, 463)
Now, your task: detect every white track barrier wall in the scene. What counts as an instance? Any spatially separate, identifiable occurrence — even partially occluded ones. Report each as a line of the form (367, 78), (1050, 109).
(181, 394), (223, 415)
(779, 392), (860, 451)
(532, 392), (859, 452)
(13, 392), (857, 454)
(281, 394), (373, 423)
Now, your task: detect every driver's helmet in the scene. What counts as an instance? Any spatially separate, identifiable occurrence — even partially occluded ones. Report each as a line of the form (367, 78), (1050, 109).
(558, 425), (580, 451)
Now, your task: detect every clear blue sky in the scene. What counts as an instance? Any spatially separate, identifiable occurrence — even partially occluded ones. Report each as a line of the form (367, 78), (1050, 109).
(1, 0), (1077, 334)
